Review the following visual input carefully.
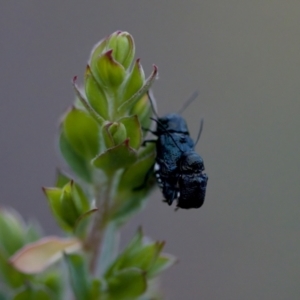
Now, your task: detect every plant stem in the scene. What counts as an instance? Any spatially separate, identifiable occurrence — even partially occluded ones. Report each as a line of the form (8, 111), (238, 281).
(84, 176), (114, 274)
(98, 222), (119, 275)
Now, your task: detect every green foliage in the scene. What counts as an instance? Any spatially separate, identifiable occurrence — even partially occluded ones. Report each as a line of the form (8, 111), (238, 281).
(13, 287), (52, 300)
(84, 66), (109, 120)
(63, 108), (100, 160)
(64, 253), (93, 300)
(0, 210), (62, 298)
(1, 31), (177, 300)
(59, 131), (93, 183)
(43, 180), (90, 232)
(123, 59), (145, 103)
(105, 229), (176, 281)
(63, 230), (176, 300)
(92, 140), (138, 173)
(105, 268), (147, 300)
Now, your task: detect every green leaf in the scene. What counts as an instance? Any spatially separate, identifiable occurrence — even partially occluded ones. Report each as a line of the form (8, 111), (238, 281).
(10, 236), (80, 274)
(43, 187), (71, 231)
(119, 115), (142, 150)
(106, 242), (164, 279)
(117, 65), (158, 114)
(106, 268), (147, 300)
(138, 141), (156, 158)
(94, 50), (126, 89)
(130, 93), (152, 136)
(0, 250), (28, 288)
(39, 271), (63, 299)
(55, 170), (72, 188)
(0, 209), (25, 256)
(111, 149), (156, 224)
(85, 65), (109, 120)
(122, 59), (145, 103)
(72, 78), (105, 125)
(0, 290), (8, 300)
(105, 229), (143, 278)
(24, 221), (42, 244)
(147, 253), (178, 278)
(60, 184), (80, 228)
(73, 208), (98, 238)
(13, 287), (52, 300)
(59, 131), (93, 183)
(70, 182), (90, 214)
(64, 253), (91, 300)
(121, 243), (164, 272)
(105, 230), (170, 280)
(90, 38), (107, 69)
(90, 279), (102, 300)
(92, 140), (137, 174)
(63, 107), (100, 160)
(117, 150), (155, 194)
(43, 187), (62, 216)
(112, 202), (149, 226)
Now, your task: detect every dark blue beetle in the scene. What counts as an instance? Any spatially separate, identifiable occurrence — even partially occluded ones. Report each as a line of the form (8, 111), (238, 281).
(152, 114), (194, 204)
(143, 92), (208, 209)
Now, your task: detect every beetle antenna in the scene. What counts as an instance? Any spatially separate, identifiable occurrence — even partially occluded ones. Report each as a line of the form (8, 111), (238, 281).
(147, 90), (160, 120)
(150, 117), (183, 153)
(177, 91), (199, 115)
(195, 118), (204, 146)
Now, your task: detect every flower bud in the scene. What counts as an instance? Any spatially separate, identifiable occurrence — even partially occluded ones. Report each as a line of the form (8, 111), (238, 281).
(43, 181), (89, 232)
(89, 31), (135, 94)
(107, 31), (135, 70)
(108, 122), (127, 145)
(102, 122), (127, 149)
(62, 31), (158, 181)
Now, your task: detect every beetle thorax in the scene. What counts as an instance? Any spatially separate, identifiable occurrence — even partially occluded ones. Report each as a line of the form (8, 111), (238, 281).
(157, 113), (190, 134)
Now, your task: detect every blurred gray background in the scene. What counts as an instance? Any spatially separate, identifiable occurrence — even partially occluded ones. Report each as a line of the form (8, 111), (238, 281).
(1, 1), (300, 299)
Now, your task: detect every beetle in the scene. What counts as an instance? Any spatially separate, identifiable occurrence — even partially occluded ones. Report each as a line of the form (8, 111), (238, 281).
(176, 151), (208, 209)
(150, 113), (195, 205)
(142, 91), (208, 209)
